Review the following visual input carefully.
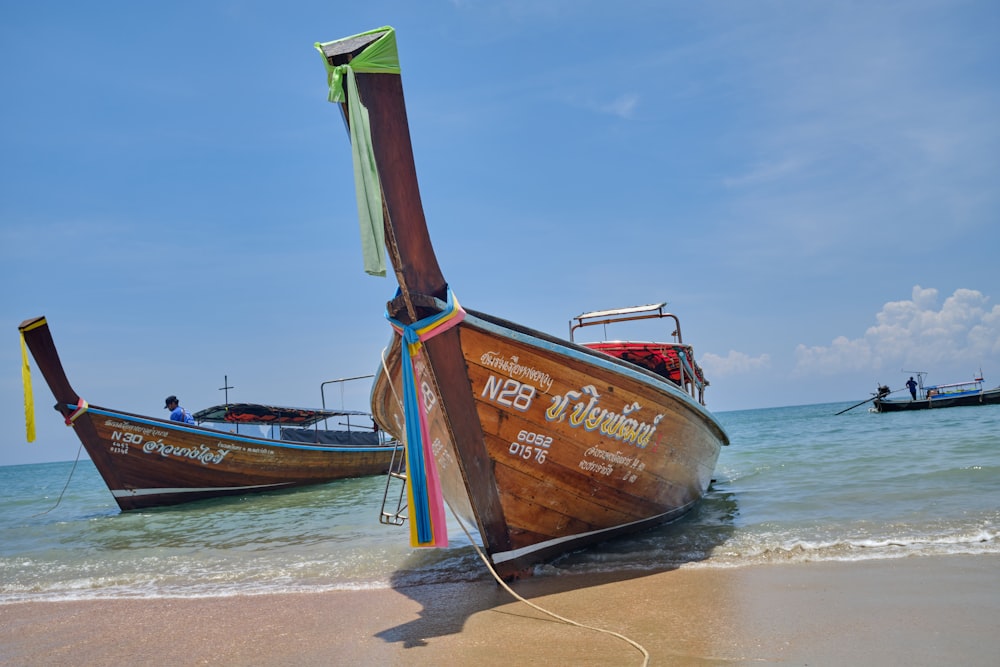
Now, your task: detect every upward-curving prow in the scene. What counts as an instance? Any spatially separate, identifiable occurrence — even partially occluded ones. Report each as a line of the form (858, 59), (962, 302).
(317, 27), (729, 579)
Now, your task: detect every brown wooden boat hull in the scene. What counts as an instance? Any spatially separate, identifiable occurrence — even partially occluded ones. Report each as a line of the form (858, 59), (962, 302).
(19, 316), (397, 511)
(372, 309), (728, 578)
(63, 405), (395, 510)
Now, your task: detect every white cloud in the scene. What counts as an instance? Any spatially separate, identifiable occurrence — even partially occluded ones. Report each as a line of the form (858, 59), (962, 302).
(700, 350), (771, 377)
(794, 286), (1000, 376)
(723, 157), (806, 188)
(599, 93), (639, 119)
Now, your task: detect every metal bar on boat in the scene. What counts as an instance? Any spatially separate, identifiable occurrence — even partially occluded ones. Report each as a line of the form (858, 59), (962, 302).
(569, 302), (683, 343)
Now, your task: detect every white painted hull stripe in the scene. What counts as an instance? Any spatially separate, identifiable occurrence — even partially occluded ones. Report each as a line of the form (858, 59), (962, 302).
(111, 483), (292, 498)
(489, 499), (697, 564)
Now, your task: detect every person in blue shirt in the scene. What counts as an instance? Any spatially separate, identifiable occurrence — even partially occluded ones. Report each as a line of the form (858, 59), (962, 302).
(905, 377), (918, 400)
(164, 395), (196, 424)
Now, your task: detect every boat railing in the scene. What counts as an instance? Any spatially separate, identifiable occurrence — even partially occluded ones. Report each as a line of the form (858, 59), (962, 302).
(320, 374), (376, 435)
(568, 303), (711, 403)
(569, 302), (682, 343)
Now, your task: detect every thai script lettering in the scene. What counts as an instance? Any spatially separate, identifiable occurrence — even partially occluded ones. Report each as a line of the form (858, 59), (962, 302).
(584, 446), (646, 470)
(545, 385), (664, 448)
(580, 446), (646, 483)
(215, 442), (276, 456)
(105, 419), (169, 439)
(578, 459), (614, 475)
(480, 352), (554, 392)
(143, 440), (230, 465)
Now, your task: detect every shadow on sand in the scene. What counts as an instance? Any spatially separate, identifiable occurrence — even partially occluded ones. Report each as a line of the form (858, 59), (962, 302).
(375, 488), (738, 648)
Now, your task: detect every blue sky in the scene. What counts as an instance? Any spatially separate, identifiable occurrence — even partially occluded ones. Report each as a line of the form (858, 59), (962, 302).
(3, 1), (998, 466)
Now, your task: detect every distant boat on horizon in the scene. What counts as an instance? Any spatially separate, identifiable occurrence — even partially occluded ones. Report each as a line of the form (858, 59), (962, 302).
(872, 371), (1000, 412)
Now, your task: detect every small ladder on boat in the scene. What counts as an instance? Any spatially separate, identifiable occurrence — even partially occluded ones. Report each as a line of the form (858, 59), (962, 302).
(379, 441), (408, 526)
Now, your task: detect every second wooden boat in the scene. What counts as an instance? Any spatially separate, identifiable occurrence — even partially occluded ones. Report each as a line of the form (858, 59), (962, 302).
(18, 316), (400, 510)
(316, 27), (729, 578)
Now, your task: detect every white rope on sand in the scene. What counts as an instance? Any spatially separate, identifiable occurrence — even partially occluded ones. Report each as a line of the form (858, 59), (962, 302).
(450, 504), (651, 667)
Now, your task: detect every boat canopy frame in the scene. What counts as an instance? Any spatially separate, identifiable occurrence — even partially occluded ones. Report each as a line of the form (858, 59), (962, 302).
(569, 302), (682, 344)
(924, 377), (986, 397)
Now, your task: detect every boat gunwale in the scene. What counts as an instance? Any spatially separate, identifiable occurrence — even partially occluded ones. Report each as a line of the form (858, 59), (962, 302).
(68, 404), (399, 453)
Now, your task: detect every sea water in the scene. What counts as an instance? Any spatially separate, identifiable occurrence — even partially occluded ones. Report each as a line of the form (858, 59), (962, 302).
(2, 402), (998, 602)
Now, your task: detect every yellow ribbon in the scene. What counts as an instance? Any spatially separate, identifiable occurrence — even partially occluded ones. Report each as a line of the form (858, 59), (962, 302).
(18, 318), (46, 443)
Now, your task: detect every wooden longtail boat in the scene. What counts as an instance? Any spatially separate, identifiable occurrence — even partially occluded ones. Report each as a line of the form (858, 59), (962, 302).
(872, 372), (1000, 412)
(18, 316), (399, 510)
(316, 27), (729, 578)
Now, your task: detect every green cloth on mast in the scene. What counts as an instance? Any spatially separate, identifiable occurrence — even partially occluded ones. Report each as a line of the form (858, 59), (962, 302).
(316, 27), (400, 278)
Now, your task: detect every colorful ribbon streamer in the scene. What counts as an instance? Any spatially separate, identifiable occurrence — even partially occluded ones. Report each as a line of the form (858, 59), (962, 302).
(65, 397), (89, 426)
(386, 288), (466, 547)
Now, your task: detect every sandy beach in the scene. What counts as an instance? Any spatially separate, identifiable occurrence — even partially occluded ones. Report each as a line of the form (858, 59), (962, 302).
(2, 554), (996, 666)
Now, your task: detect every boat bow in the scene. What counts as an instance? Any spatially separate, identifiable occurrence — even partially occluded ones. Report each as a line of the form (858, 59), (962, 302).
(318, 27), (728, 578)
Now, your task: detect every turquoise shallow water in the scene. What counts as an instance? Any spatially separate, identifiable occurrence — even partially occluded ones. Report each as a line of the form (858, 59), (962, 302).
(2, 401), (998, 602)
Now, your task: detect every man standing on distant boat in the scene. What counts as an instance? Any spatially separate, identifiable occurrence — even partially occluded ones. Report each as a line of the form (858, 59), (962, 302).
(165, 395), (196, 424)
(906, 377), (918, 400)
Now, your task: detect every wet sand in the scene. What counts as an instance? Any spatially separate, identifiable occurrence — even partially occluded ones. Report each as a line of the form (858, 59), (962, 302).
(2, 554), (996, 666)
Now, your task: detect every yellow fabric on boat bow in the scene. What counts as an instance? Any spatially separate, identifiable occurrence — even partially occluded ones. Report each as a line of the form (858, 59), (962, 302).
(316, 26), (400, 278)
(19, 321), (41, 443)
